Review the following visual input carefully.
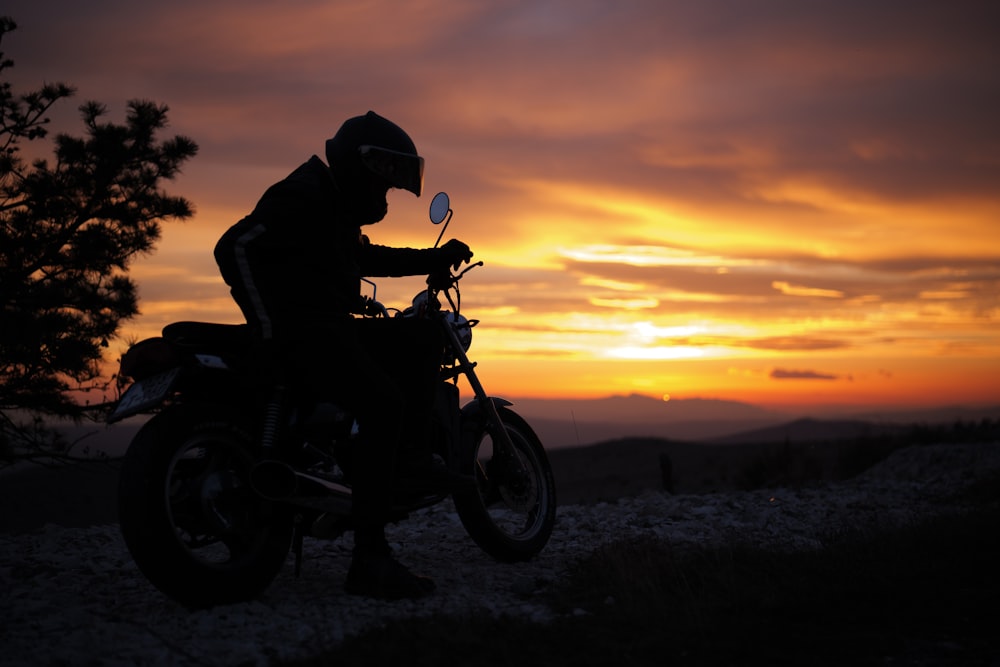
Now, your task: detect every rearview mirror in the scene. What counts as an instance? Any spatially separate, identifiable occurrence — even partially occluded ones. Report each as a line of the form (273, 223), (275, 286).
(429, 192), (450, 224)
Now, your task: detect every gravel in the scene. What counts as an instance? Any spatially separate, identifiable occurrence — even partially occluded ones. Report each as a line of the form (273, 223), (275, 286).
(1, 442), (997, 666)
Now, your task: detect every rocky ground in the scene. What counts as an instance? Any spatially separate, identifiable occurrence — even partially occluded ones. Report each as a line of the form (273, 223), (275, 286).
(1, 441), (998, 666)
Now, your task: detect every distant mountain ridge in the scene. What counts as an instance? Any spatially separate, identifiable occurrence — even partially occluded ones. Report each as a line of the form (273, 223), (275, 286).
(508, 394), (1000, 449)
(512, 394), (778, 424)
(706, 418), (907, 444)
(511, 394), (784, 449)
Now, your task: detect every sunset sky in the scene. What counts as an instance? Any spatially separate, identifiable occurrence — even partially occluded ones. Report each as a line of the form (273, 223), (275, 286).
(5, 1), (999, 412)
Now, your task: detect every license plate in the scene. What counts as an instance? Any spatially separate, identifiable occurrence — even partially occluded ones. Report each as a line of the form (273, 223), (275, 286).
(108, 368), (180, 422)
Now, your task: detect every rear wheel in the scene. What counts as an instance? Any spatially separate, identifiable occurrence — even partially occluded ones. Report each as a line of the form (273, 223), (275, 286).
(118, 406), (292, 608)
(453, 406), (556, 561)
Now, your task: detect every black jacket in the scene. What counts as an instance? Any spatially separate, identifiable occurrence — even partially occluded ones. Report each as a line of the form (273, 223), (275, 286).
(215, 156), (445, 340)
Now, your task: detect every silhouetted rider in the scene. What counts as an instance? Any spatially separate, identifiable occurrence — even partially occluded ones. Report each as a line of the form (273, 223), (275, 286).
(214, 111), (473, 600)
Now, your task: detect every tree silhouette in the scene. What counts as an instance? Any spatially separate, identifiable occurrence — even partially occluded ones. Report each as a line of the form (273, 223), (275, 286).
(1, 18), (198, 463)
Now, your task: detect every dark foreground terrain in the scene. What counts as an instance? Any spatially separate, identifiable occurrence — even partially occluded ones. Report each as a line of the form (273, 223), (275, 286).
(293, 423), (1000, 666)
(2, 422), (997, 665)
(292, 502), (1000, 666)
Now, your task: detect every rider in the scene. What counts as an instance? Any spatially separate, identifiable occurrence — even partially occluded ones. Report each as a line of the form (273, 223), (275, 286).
(214, 111), (474, 600)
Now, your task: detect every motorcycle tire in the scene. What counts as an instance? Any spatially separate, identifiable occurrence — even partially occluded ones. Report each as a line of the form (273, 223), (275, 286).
(118, 405), (293, 608)
(453, 405), (556, 562)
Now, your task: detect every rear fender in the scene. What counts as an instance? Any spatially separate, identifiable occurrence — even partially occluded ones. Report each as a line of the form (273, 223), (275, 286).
(109, 361), (249, 424)
(119, 337), (183, 381)
(109, 367), (182, 423)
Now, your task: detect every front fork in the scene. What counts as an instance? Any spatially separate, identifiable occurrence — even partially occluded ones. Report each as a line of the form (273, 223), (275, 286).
(440, 320), (529, 480)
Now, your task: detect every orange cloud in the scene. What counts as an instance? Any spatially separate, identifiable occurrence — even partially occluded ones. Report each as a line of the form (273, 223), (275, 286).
(5, 0), (998, 410)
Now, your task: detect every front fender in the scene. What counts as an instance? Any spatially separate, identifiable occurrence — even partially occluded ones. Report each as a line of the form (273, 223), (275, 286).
(460, 397), (514, 431)
(458, 397), (514, 469)
(461, 396), (514, 444)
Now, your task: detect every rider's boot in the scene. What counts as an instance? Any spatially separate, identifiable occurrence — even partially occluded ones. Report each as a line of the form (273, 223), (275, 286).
(344, 530), (435, 600)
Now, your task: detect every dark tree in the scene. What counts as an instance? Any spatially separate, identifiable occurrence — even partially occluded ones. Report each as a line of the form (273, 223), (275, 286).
(0, 17), (199, 463)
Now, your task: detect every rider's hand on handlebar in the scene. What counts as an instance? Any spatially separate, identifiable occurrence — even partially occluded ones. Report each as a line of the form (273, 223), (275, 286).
(427, 270), (453, 291)
(439, 238), (473, 270)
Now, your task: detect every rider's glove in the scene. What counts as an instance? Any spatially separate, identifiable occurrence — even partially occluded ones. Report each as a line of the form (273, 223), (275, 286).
(427, 270), (453, 291)
(439, 239), (473, 271)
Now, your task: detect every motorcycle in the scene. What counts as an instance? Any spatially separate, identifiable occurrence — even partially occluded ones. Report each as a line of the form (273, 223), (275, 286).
(109, 192), (557, 609)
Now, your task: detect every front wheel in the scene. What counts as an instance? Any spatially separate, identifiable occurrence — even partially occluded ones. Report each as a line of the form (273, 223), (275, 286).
(118, 406), (293, 608)
(453, 405), (556, 562)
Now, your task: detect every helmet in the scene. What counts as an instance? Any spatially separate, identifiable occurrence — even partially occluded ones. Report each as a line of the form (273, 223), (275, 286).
(325, 111), (424, 197)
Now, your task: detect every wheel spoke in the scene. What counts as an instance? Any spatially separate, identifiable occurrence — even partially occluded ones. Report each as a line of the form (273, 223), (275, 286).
(467, 417), (553, 545)
(162, 433), (275, 566)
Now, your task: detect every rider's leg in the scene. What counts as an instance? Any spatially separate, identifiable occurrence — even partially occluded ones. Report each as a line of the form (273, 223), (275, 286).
(306, 321), (437, 599)
(357, 318), (474, 495)
(343, 364), (437, 599)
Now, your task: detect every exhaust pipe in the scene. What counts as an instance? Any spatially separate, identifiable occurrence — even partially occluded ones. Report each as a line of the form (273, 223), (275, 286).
(250, 460), (353, 518)
(250, 460), (353, 540)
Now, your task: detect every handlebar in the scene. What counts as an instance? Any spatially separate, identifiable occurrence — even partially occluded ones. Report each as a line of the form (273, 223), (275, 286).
(427, 260), (483, 291)
(458, 260), (484, 277)
(361, 261), (482, 320)
(424, 260), (482, 318)
(359, 297), (389, 318)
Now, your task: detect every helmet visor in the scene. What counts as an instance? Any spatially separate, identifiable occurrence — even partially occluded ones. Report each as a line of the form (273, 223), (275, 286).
(359, 145), (424, 196)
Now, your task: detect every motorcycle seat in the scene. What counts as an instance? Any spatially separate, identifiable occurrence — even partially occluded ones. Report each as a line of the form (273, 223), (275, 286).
(162, 321), (251, 347)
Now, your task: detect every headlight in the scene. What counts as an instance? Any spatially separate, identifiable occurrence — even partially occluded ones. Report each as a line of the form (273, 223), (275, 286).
(410, 291), (430, 311)
(444, 312), (472, 351)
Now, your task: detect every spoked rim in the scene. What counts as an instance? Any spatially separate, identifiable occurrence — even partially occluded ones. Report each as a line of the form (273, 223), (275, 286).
(164, 434), (273, 568)
(473, 423), (552, 542)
